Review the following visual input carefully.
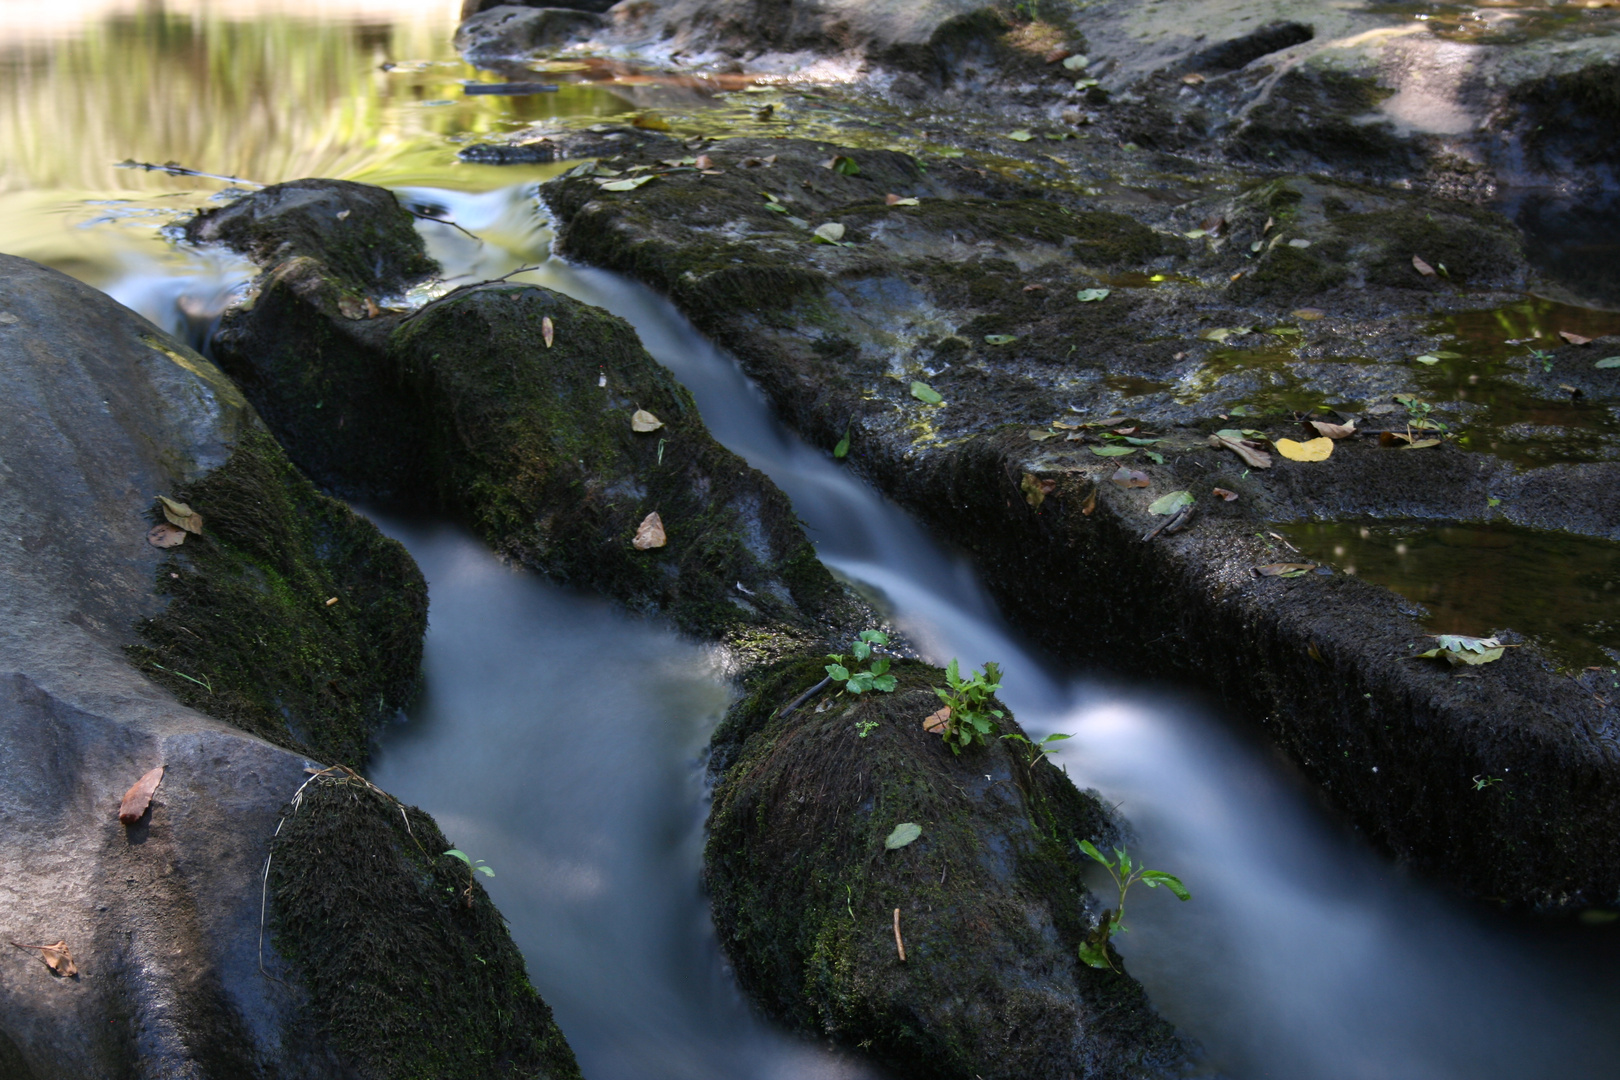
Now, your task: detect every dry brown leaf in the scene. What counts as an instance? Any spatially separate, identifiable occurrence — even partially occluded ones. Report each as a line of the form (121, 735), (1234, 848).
(922, 706), (951, 733)
(1043, 46), (1071, 64)
(1213, 487), (1238, 501)
(1403, 438), (1441, 449)
(1255, 562), (1318, 577)
(147, 523), (186, 549)
(694, 154), (714, 169)
(1412, 255), (1436, 277)
(119, 765), (164, 825)
(541, 316), (554, 349)
(1275, 437), (1334, 462)
(325, 596), (339, 606)
(632, 512), (667, 550)
(1022, 283), (1046, 293)
(1199, 214), (1226, 236)
(1112, 426), (1138, 435)
(1559, 330), (1592, 345)
(1308, 419), (1356, 440)
(1208, 434), (1272, 469)
(1081, 485), (1098, 515)
(1111, 467), (1151, 489)
(631, 409), (664, 432)
(11, 940), (77, 977)
(158, 495), (203, 535)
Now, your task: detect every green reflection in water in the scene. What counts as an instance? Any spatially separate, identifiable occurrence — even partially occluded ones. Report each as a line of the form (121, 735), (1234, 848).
(1283, 520), (1620, 670)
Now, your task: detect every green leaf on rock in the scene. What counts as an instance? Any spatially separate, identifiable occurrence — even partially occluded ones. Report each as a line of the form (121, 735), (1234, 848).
(885, 822), (922, 850)
(910, 381), (943, 404)
(1090, 445), (1136, 457)
(812, 222), (847, 244)
(1076, 288), (1110, 302)
(1414, 355), (1440, 365)
(834, 430), (851, 458)
(984, 334), (1017, 345)
(1062, 54), (1090, 70)
(598, 175), (655, 191)
(1596, 357), (1620, 369)
(1007, 130), (1034, 142)
(1147, 490), (1194, 515)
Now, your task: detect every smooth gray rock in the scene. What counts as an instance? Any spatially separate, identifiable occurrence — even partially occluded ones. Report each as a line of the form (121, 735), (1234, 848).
(454, 4), (607, 61)
(0, 255), (326, 1079)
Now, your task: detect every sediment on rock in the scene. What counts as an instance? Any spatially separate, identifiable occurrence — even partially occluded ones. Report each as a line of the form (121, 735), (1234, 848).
(198, 179), (851, 650)
(542, 134), (1620, 908)
(707, 653), (1190, 1079)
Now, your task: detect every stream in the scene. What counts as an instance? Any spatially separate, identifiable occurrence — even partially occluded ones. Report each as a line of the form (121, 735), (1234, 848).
(5, 4), (1620, 1079)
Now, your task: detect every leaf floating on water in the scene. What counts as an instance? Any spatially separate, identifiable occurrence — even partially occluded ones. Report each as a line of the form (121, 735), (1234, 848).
(1090, 445), (1136, 457)
(541, 315), (554, 348)
(1308, 419), (1356, 440)
(885, 822), (922, 850)
(1075, 288), (1110, 302)
(1255, 562), (1317, 578)
(147, 523), (186, 549)
(1147, 490), (1194, 516)
(1275, 437), (1333, 462)
(922, 706), (951, 733)
(118, 765), (164, 825)
(1559, 330), (1592, 345)
(1596, 357), (1620, 369)
(1007, 130), (1034, 142)
(158, 495), (203, 535)
(985, 334), (1018, 346)
(812, 222), (847, 244)
(910, 381), (943, 405)
(1208, 434), (1272, 469)
(1212, 487), (1238, 501)
(1412, 255), (1436, 277)
(10, 940), (78, 977)
(631, 409), (663, 432)
(1021, 472), (1057, 508)
(1111, 467), (1151, 489)
(632, 511), (667, 550)
(885, 193), (920, 206)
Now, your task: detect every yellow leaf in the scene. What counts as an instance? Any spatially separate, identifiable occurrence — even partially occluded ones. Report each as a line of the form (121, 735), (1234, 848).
(1275, 437), (1334, 462)
(631, 409), (664, 432)
(157, 495), (203, 535)
(542, 316), (554, 348)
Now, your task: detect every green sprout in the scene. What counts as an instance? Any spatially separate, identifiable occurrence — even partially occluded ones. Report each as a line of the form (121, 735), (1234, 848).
(1076, 840), (1190, 972)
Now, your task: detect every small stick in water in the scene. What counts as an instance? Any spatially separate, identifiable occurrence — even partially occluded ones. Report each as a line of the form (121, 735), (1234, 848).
(893, 907), (906, 962)
(116, 159), (265, 187)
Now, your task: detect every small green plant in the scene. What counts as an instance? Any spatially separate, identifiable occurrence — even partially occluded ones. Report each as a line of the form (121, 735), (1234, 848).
(1472, 774), (1504, 791)
(1529, 347), (1554, 374)
(826, 630), (897, 695)
(856, 720), (880, 738)
(444, 848), (494, 908)
(931, 660), (1006, 754)
(1002, 730), (1072, 766)
(1076, 840), (1190, 972)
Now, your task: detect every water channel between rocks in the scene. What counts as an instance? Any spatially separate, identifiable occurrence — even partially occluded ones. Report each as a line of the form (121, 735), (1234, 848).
(6, 5), (1620, 1079)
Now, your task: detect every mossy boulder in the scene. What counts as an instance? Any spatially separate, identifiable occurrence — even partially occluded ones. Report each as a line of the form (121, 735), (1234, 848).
(270, 772), (582, 1080)
(706, 654), (1189, 1079)
(203, 179), (845, 645)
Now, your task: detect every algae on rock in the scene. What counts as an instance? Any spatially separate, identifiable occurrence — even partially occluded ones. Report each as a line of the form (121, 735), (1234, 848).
(706, 655), (1189, 1080)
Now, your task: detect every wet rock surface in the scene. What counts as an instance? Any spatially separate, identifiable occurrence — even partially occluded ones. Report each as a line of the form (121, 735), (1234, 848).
(706, 653), (1190, 1080)
(0, 255), (572, 1079)
(200, 178), (856, 651)
(540, 132), (1620, 906)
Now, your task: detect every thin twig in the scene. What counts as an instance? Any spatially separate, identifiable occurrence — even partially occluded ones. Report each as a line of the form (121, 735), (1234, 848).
(405, 209), (486, 242)
(893, 908), (906, 962)
(117, 158), (265, 187)
(779, 676), (832, 718)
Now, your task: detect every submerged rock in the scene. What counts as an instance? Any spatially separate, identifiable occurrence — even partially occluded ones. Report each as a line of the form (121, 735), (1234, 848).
(543, 134), (1620, 907)
(199, 178), (849, 650)
(706, 654), (1190, 1079)
(0, 254), (575, 1078)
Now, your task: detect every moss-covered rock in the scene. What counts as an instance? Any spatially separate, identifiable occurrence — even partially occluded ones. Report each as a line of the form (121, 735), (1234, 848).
(706, 654), (1188, 1079)
(204, 180), (845, 645)
(127, 426), (427, 766)
(271, 771), (582, 1080)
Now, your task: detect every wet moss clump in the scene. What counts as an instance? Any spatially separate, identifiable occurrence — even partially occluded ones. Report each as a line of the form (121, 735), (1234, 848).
(270, 773), (581, 1080)
(128, 425), (426, 766)
(706, 655), (1187, 1080)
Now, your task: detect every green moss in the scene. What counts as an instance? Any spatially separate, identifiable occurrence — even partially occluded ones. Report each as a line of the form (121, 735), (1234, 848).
(1229, 241), (1348, 302)
(1332, 206), (1522, 288)
(705, 654), (1185, 1080)
(128, 425), (427, 766)
(270, 774), (581, 1080)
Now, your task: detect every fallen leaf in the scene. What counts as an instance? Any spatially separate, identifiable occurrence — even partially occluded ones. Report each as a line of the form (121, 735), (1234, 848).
(542, 315), (554, 348)
(119, 765), (164, 825)
(1308, 419), (1356, 440)
(1182, 72), (1205, 85)
(1147, 490), (1194, 516)
(158, 495), (203, 535)
(1435, 634), (1501, 653)
(1199, 326), (1251, 343)
(1414, 355), (1440, 365)
(1213, 487), (1238, 501)
(1200, 214), (1226, 235)
(985, 334), (1018, 345)
(1404, 438), (1442, 450)
(598, 175), (656, 191)
(631, 409), (663, 432)
(1044, 46), (1071, 64)
(885, 822), (922, 849)
(1275, 437), (1334, 462)
(1292, 307), (1324, 321)
(10, 941), (77, 977)
(885, 193), (920, 206)
(1559, 331), (1592, 345)
(1412, 255), (1436, 277)
(1027, 429), (1057, 442)
(325, 596), (339, 606)
(1415, 635), (1505, 666)
(1287, 238), (1312, 249)
(833, 430), (851, 459)
(1081, 486), (1098, 515)
(1021, 472), (1056, 508)
(1208, 434), (1272, 468)
(1597, 357), (1620, 369)
(1090, 445), (1136, 457)
(694, 154), (714, 169)
(1255, 562), (1318, 577)
(910, 381), (943, 404)
(147, 523), (186, 549)
(632, 512), (667, 550)
(1111, 467), (1151, 489)
(1007, 130), (1034, 142)
(923, 706), (951, 733)
(826, 155), (860, 176)
(1112, 426), (1138, 435)
(1075, 288), (1110, 302)
(1062, 53), (1090, 70)
(1022, 283), (1046, 293)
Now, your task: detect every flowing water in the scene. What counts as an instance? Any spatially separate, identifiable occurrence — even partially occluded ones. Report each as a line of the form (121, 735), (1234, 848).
(7, 5), (1620, 1079)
